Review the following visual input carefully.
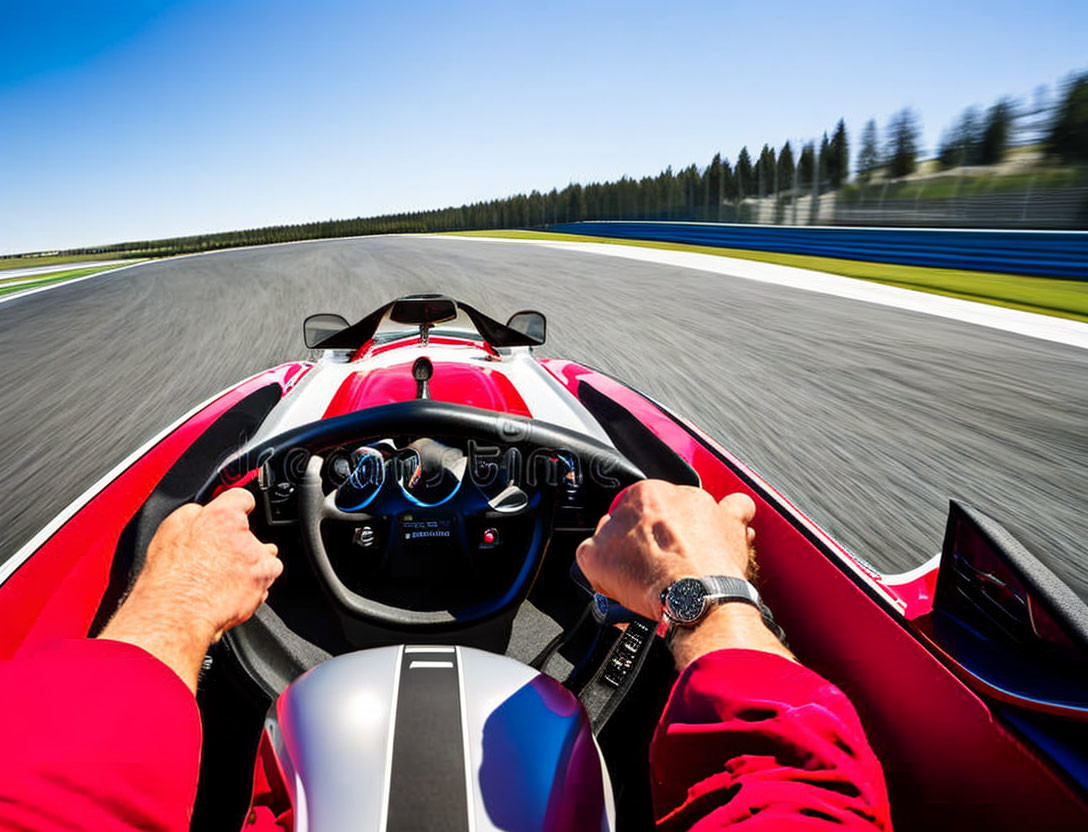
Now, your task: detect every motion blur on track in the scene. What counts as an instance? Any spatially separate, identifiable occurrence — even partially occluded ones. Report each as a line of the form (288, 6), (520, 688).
(1, 236), (1086, 602)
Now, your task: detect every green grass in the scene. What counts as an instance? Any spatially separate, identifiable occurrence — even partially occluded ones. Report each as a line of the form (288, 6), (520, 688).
(446, 229), (1088, 323)
(0, 252), (137, 271)
(0, 265), (130, 297)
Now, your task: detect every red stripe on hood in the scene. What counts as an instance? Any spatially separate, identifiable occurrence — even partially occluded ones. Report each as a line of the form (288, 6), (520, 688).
(324, 362), (531, 418)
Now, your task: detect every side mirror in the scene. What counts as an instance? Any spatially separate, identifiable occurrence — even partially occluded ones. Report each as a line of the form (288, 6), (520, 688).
(505, 310), (546, 345)
(304, 313), (350, 349)
(927, 500), (1088, 714)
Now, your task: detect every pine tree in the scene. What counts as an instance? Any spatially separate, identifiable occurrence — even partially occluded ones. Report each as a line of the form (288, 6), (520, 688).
(857, 119), (880, 181)
(937, 107), (982, 169)
(735, 147), (753, 199)
(979, 98), (1015, 165)
(885, 109), (921, 178)
(707, 153), (723, 215)
(756, 144), (776, 198)
(720, 157), (736, 204)
(798, 142), (815, 185)
(681, 164), (700, 218)
(818, 133), (831, 194)
(828, 119), (849, 188)
(776, 142), (795, 193)
(1047, 73), (1088, 163)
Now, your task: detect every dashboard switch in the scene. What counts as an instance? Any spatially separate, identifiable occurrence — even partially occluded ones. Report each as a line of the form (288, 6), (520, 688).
(480, 527), (499, 549)
(353, 525), (376, 549)
(330, 455), (352, 484)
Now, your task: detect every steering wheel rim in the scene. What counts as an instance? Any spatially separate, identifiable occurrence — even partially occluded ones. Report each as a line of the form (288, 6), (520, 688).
(200, 401), (644, 629)
(297, 452), (556, 626)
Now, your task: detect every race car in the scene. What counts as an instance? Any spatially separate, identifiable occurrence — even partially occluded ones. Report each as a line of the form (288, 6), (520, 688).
(1, 294), (1086, 830)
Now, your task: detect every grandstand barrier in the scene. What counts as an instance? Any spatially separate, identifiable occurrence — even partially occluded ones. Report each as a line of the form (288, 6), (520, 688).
(545, 221), (1088, 279)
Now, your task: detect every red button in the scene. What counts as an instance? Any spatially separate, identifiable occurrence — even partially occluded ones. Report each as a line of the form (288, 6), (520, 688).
(483, 529), (497, 545)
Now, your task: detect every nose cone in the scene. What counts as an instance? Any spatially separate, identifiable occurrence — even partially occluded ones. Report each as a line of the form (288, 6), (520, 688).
(268, 645), (614, 831)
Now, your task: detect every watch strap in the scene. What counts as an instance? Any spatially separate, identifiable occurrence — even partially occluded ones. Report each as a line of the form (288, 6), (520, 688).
(667, 575), (788, 647)
(700, 575), (762, 608)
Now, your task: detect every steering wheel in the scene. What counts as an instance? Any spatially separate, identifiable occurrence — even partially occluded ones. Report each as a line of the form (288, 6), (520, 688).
(205, 401), (643, 629)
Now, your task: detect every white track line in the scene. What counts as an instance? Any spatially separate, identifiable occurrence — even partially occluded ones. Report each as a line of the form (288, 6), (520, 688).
(0, 259), (130, 279)
(0, 378), (243, 586)
(7, 233), (1086, 350)
(431, 235), (1088, 350)
(0, 262), (143, 306)
(0, 233), (404, 307)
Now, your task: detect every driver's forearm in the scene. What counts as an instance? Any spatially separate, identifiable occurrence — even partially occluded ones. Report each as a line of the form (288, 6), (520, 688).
(668, 603), (794, 671)
(99, 584), (216, 695)
(0, 639), (203, 832)
(650, 649), (891, 829)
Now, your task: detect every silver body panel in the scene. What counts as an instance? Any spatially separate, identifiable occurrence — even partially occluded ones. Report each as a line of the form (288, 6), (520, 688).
(269, 645), (614, 832)
(269, 646), (403, 832)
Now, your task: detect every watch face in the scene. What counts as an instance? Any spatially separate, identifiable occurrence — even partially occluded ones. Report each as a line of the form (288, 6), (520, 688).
(664, 577), (707, 623)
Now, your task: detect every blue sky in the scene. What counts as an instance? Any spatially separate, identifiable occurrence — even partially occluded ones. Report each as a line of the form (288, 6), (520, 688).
(1, 0), (1085, 253)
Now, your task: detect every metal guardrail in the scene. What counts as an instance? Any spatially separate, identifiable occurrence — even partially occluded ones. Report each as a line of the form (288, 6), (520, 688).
(546, 222), (1088, 279)
(834, 187), (1088, 230)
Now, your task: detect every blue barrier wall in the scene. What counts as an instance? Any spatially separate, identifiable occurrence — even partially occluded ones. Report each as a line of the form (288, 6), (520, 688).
(546, 222), (1088, 279)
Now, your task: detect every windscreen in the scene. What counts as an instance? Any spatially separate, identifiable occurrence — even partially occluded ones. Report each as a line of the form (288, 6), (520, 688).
(372, 307), (482, 343)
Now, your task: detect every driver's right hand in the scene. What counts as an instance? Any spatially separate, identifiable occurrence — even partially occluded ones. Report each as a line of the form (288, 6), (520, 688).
(575, 480), (756, 621)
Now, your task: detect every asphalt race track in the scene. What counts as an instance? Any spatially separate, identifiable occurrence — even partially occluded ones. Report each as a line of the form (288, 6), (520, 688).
(1, 236), (1086, 602)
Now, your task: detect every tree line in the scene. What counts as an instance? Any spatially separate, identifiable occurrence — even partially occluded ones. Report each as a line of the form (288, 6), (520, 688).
(57, 119), (853, 258)
(40, 72), (1088, 260)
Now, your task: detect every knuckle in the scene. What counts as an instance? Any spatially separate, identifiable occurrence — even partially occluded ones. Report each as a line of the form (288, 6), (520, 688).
(169, 503), (200, 525)
(229, 488), (257, 511)
(575, 539), (591, 565)
(678, 484), (711, 504)
(635, 479), (671, 508)
(213, 488), (255, 519)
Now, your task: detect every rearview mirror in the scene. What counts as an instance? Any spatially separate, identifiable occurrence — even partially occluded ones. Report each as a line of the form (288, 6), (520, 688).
(304, 313), (350, 349)
(390, 296), (457, 326)
(505, 310), (546, 345)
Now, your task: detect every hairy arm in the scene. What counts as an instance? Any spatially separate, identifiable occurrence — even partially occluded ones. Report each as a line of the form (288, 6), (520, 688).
(577, 480), (891, 830)
(0, 489), (281, 832)
(99, 488), (282, 692)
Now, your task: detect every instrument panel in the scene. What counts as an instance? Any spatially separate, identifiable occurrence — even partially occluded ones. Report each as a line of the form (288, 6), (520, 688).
(321, 436), (580, 516)
(255, 431), (615, 614)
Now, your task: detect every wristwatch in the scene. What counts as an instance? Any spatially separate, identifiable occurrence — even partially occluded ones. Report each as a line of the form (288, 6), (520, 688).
(660, 575), (786, 643)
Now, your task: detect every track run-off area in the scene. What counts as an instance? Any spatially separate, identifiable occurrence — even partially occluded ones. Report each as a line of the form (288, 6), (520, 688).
(1, 235), (1086, 600)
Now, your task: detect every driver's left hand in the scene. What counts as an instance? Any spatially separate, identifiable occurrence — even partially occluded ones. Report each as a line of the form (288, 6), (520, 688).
(137, 489), (283, 642)
(99, 488), (282, 692)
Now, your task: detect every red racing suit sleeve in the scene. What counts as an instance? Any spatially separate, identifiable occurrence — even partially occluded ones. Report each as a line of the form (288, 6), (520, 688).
(650, 649), (892, 830)
(0, 639), (202, 832)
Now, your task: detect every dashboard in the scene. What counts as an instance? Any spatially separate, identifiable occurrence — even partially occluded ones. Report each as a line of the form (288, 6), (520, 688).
(259, 434), (605, 616)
